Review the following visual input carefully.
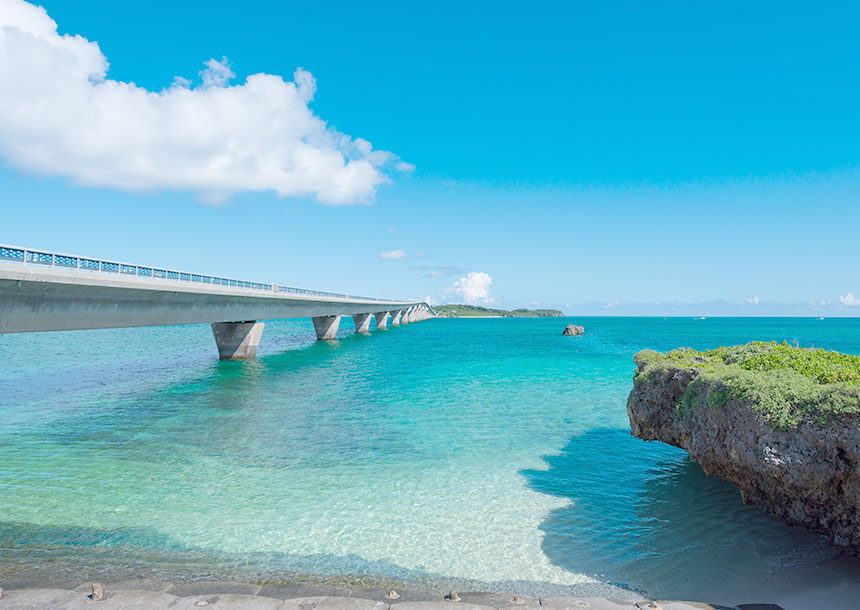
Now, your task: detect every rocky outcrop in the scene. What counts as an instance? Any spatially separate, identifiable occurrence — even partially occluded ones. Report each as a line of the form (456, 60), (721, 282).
(627, 358), (860, 551)
(563, 324), (584, 336)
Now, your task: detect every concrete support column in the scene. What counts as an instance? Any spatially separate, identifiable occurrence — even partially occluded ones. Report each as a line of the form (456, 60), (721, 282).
(312, 315), (341, 340)
(352, 313), (372, 334)
(391, 310), (403, 326)
(211, 321), (265, 360)
(374, 312), (390, 330)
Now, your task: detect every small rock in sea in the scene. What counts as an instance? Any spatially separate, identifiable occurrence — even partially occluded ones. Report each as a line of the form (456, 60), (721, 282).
(562, 324), (584, 336)
(386, 590), (400, 600)
(91, 582), (106, 602)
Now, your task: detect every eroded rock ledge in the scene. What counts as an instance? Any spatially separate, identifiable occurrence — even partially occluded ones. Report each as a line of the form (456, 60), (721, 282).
(627, 344), (860, 551)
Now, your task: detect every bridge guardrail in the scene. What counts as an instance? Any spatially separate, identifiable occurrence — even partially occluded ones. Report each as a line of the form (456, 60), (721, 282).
(0, 245), (402, 304)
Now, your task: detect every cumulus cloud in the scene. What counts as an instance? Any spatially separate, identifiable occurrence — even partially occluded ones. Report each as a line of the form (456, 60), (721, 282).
(0, 0), (409, 205)
(451, 271), (493, 304)
(840, 293), (860, 306)
(747, 296), (760, 305)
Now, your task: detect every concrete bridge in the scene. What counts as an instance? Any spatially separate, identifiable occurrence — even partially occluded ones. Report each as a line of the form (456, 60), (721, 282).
(0, 244), (435, 359)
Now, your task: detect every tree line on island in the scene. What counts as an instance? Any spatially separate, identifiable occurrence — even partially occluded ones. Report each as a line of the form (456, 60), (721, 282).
(434, 304), (565, 318)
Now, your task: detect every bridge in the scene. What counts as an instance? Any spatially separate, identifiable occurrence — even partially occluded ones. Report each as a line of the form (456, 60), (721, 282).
(0, 244), (435, 359)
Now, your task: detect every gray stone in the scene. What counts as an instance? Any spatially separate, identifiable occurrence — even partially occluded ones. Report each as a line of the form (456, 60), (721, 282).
(168, 582), (262, 597)
(60, 589), (180, 609)
(453, 592), (539, 608)
(0, 588), (78, 609)
(170, 593), (285, 609)
(539, 596), (634, 609)
(392, 603), (493, 610)
(655, 603), (732, 610)
(99, 579), (173, 592)
(258, 585), (352, 601)
(359, 588), (439, 604)
(280, 597), (389, 610)
(562, 325), (584, 336)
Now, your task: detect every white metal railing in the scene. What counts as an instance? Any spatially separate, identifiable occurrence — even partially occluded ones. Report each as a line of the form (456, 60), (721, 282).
(0, 244), (402, 303)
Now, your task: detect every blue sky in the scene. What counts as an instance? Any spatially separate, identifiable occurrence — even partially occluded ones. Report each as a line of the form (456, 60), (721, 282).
(1, 0), (859, 314)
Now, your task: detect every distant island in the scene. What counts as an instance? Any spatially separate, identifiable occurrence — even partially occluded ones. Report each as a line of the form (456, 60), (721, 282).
(435, 304), (565, 318)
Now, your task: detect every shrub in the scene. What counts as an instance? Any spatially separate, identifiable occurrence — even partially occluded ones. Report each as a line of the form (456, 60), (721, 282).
(634, 341), (860, 429)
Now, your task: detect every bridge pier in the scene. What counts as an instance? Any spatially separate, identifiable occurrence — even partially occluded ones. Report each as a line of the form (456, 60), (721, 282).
(374, 312), (390, 330)
(352, 313), (372, 334)
(391, 310), (403, 326)
(312, 315), (341, 340)
(211, 321), (265, 360)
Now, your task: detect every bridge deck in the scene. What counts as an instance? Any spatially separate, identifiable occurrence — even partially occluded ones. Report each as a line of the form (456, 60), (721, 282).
(0, 246), (434, 358)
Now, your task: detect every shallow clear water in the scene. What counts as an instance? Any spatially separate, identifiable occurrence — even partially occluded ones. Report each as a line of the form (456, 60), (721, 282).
(1, 317), (860, 600)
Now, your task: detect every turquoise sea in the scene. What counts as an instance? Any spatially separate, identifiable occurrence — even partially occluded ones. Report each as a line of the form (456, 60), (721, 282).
(2, 317), (860, 602)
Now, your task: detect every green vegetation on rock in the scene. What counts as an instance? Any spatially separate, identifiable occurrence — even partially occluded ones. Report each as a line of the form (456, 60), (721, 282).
(434, 304), (564, 317)
(634, 341), (860, 429)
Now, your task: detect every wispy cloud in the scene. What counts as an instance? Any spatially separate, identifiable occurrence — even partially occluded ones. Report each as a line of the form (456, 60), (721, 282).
(379, 249), (425, 260)
(562, 296), (860, 316)
(0, 0), (410, 205)
(379, 249), (409, 260)
(414, 265), (463, 279)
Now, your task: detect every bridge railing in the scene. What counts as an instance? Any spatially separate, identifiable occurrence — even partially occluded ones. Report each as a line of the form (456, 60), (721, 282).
(0, 245), (400, 304)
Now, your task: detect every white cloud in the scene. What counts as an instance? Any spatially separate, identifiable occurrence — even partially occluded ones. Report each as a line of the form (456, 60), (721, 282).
(451, 271), (493, 304)
(747, 296), (760, 305)
(416, 265), (461, 279)
(200, 57), (235, 88)
(840, 293), (860, 306)
(380, 249), (426, 260)
(0, 0), (409, 205)
(379, 249), (408, 260)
